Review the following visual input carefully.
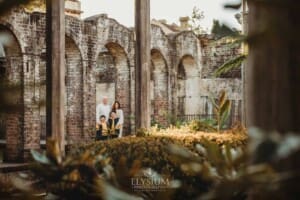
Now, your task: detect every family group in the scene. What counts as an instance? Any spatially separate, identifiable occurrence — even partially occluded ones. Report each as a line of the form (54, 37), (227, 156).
(95, 97), (124, 140)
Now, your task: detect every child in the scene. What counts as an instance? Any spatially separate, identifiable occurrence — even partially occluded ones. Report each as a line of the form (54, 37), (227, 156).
(107, 111), (120, 138)
(96, 115), (108, 141)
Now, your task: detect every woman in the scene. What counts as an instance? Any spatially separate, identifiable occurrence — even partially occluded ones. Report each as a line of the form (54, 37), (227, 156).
(111, 101), (124, 137)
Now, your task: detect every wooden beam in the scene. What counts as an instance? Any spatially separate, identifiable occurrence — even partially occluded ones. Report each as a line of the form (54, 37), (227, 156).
(135, 0), (151, 129)
(247, 1), (300, 133)
(46, 0), (65, 153)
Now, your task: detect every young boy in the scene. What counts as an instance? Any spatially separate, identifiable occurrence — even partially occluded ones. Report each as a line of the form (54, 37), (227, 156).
(96, 115), (108, 141)
(107, 111), (120, 138)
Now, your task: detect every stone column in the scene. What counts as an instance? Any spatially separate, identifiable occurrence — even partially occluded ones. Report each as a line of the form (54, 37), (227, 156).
(135, 0), (151, 129)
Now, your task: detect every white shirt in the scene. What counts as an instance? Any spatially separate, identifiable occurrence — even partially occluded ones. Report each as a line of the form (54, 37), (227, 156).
(96, 103), (111, 122)
(115, 109), (124, 125)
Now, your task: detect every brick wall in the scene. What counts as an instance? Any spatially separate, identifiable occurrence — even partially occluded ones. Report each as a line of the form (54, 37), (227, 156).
(151, 49), (169, 126)
(0, 9), (243, 161)
(65, 36), (83, 142)
(201, 36), (242, 78)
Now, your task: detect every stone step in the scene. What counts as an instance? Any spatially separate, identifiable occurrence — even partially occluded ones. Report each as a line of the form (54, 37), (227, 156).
(0, 163), (29, 173)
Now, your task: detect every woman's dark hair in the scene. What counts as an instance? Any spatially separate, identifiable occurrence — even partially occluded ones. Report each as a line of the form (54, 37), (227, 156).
(112, 101), (121, 111)
(109, 110), (116, 117)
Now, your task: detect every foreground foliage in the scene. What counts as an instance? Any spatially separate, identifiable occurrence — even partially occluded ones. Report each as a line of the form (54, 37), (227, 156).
(1, 126), (299, 200)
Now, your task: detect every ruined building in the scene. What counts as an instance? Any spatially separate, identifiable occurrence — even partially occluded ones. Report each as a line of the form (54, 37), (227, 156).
(0, 2), (242, 161)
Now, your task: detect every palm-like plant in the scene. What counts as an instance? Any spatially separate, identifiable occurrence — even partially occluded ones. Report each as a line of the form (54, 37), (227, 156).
(210, 90), (232, 132)
(213, 0), (248, 78)
(213, 54), (246, 77)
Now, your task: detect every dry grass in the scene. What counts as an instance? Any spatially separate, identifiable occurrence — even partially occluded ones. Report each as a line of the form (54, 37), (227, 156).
(147, 124), (247, 146)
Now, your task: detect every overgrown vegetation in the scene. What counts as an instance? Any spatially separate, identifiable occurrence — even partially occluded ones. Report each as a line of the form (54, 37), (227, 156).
(2, 127), (300, 199)
(189, 90), (232, 132)
(211, 19), (240, 39)
(2, 121), (247, 199)
(213, 54), (246, 77)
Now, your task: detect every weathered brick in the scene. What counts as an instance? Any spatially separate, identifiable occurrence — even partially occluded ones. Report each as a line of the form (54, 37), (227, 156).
(0, 9), (242, 161)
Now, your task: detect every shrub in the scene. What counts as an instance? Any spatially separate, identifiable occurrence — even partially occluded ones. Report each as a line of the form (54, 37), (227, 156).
(189, 119), (217, 132)
(70, 129), (247, 199)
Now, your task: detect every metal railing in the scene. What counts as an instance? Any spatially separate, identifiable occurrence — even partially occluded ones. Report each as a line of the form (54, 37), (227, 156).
(0, 117), (5, 140)
(176, 114), (215, 122)
(40, 115), (46, 140)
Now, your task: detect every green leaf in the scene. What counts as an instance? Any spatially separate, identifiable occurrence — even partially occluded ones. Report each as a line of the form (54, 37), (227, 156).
(213, 55), (246, 77)
(220, 100), (231, 127)
(220, 100), (231, 117)
(208, 94), (218, 109)
(219, 90), (226, 108)
(31, 149), (50, 164)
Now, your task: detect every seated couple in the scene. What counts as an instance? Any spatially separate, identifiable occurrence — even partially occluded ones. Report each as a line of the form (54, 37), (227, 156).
(96, 111), (121, 141)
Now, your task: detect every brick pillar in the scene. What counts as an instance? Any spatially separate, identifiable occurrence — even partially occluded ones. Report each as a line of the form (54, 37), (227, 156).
(5, 56), (24, 162)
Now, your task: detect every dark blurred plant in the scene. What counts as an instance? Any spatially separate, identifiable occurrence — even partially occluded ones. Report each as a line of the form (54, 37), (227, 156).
(166, 127), (300, 199)
(30, 139), (145, 200)
(0, 172), (46, 199)
(0, 0), (31, 14)
(70, 131), (247, 199)
(30, 138), (185, 200)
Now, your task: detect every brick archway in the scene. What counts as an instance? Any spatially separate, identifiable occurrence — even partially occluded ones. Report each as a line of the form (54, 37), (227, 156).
(65, 36), (83, 142)
(0, 24), (24, 161)
(177, 55), (200, 115)
(150, 49), (168, 126)
(96, 42), (131, 134)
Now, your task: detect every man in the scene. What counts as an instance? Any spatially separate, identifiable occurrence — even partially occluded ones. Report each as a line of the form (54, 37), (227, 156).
(96, 96), (111, 122)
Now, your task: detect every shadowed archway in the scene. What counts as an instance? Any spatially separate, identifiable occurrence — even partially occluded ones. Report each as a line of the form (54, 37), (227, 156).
(0, 24), (23, 161)
(150, 49), (168, 126)
(65, 36), (83, 142)
(96, 42), (131, 134)
(177, 55), (200, 115)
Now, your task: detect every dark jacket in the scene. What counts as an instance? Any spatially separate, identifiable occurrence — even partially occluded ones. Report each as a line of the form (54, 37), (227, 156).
(96, 122), (108, 140)
(108, 118), (120, 137)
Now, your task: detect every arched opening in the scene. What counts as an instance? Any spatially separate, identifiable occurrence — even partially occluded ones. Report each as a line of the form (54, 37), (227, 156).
(96, 42), (131, 134)
(96, 52), (116, 106)
(177, 55), (200, 116)
(150, 49), (168, 126)
(39, 36), (84, 143)
(0, 25), (23, 161)
(65, 36), (83, 142)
